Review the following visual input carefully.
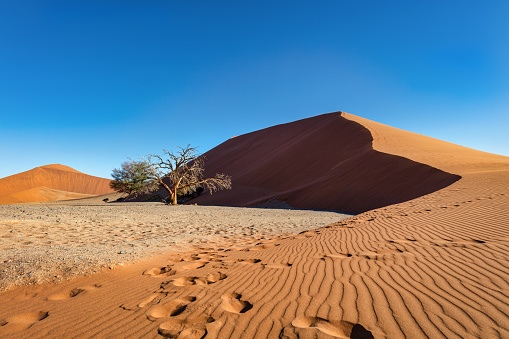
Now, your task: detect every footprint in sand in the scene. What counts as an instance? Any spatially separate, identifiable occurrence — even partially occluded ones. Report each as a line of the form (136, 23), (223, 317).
(47, 283), (101, 301)
(47, 288), (85, 301)
(181, 261), (208, 270)
(0, 311), (49, 334)
(172, 271), (227, 287)
(158, 315), (215, 338)
(173, 277), (198, 287)
(220, 292), (252, 314)
(143, 266), (176, 277)
(146, 296), (196, 320)
(138, 294), (161, 308)
(292, 316), (374, 339)
(206, 271), (227, 283)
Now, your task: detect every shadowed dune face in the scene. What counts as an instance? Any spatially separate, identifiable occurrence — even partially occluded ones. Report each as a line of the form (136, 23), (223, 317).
(0, 164), (113, 205)
(192, 112), (461, 214)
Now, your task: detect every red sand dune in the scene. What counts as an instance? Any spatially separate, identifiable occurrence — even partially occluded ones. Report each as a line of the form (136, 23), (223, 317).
(192, 112), (504, 213)
(0, 164), (113, 204)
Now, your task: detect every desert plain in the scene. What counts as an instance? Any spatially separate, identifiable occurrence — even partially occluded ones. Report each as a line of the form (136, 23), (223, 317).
(0, 112), (508, 338)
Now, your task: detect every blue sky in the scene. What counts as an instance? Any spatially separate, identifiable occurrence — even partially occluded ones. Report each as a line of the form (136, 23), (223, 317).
(1, 1), (508, 179)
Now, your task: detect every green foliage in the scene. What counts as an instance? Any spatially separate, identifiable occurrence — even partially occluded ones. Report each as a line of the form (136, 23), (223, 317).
(109, 161), (156, 197)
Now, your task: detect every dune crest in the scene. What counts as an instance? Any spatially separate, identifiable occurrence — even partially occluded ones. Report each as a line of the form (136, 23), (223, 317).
(0, 164), (113, 204)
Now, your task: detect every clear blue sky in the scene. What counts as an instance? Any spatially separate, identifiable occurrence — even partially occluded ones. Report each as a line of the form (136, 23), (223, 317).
(1, 1), (508, 179)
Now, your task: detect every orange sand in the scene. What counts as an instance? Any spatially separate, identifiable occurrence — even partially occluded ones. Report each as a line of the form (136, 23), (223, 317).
(0, 112), (508, 338)
(0, 164), (113, 204)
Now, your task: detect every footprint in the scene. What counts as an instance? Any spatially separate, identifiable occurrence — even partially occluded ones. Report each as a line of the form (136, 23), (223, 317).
(143, 266), (176, 277)
(172, 277), (198, 287)
(146, 296), (196, 320)
(158, 316), (213, 338)
(292, 316), (373, 338)
(206, 272), (227, 283)
(176, 326), (206, 339)
(138, 294), (160, 308)
(0, 311), (49, 333)
(48, 288), (85, 301)
(220, 292), (252, 314)
(181, 261), (208, 270)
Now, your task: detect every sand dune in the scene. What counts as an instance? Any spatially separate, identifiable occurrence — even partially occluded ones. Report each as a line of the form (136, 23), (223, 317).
(0, 112), (508, 338)
(0, 164), (113, 204)
(191, 112), (465, 214)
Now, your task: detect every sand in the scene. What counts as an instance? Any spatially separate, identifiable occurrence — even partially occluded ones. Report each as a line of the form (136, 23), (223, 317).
(0, 112), (508, 338)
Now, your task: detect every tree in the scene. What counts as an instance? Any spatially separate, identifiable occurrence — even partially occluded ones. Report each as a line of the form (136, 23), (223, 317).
(143, 145), (232, 205)
(110, 160), (156, 197)
(110, 145), (232, 205)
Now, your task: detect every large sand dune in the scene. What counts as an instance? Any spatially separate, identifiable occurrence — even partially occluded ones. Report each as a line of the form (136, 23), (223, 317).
(0, 112), (508, 338)
(0, 164), (113, 204)
(192, 112), (467, 214)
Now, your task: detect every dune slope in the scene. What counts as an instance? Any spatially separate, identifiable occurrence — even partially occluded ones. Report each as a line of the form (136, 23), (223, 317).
(193, 112), (462, 214)
(0, 164), (113, 204)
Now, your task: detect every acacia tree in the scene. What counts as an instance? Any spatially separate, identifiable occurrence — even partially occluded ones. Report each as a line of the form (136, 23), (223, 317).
(143, 145), (232, 205)
(110, 160), (156, 197)
(110, 145), (231, 205)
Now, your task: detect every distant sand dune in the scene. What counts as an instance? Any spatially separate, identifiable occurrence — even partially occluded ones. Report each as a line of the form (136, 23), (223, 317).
(0, 164), (113, 204)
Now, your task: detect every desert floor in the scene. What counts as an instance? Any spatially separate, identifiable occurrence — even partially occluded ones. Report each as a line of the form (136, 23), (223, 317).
(0, 202), (346, 291)
(0, 171), (507, 338)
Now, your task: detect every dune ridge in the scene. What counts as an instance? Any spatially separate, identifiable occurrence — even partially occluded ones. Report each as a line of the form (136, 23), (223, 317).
(0, 164), (113, 204)
(0, 112), (508, 338)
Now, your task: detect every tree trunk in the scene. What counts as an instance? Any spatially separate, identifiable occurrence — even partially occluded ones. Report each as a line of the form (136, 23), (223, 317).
(158, 180), (175, 205)
(171, 184), (178, 205)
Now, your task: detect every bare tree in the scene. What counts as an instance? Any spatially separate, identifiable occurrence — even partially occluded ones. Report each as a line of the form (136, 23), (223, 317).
(142, 145), (231, 205)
